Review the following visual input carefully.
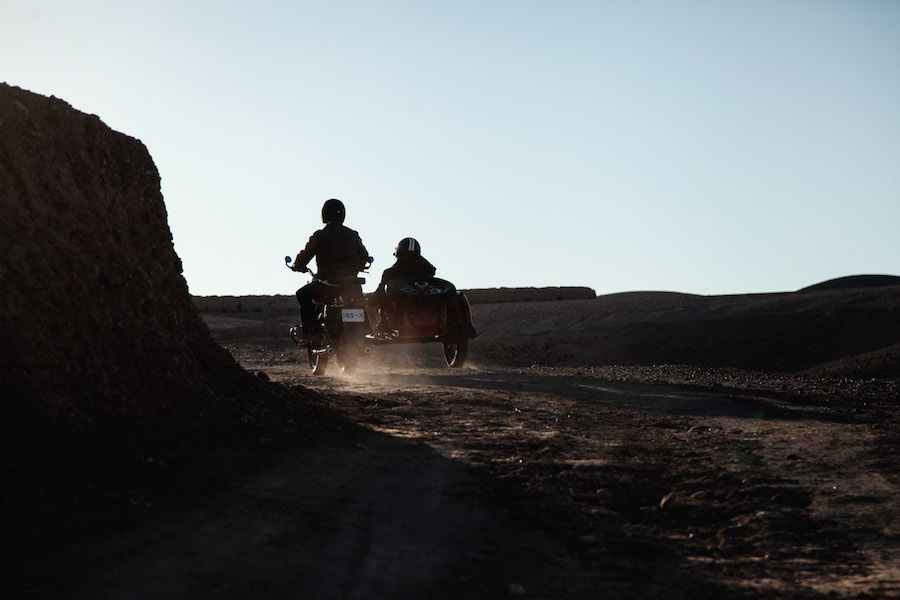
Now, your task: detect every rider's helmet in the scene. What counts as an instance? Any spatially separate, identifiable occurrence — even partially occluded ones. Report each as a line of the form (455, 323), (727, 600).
(321, 198), (346, 224)
(394, 237), (421, 257)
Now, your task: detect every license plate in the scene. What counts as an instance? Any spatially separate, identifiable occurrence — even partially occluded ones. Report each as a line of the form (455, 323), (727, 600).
(341, 308), (365, 323)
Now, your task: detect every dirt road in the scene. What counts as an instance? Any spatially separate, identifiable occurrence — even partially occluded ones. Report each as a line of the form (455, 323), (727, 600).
(14, 341), (896, 599)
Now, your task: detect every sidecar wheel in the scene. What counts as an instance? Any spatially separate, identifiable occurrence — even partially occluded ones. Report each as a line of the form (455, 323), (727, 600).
(308, 348), (329, 375)
(443, 336), (468, 368)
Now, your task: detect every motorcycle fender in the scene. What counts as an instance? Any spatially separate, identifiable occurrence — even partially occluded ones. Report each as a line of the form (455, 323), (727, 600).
(456, 293), (477, 339)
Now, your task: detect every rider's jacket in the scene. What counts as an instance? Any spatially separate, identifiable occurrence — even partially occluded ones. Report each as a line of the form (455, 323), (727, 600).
(379, 254), (436, 286)
(295, 222), (369, 281)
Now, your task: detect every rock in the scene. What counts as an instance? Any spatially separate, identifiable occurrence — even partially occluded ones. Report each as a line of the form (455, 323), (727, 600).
(659, 491), (677, 509)
(773, 489), (813, 508)
(0, 83), (260, 441)
(507, 583), (527, 595)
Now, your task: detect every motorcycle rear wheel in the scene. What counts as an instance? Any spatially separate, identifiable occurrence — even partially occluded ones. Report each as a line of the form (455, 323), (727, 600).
(308, 348), (329, 375)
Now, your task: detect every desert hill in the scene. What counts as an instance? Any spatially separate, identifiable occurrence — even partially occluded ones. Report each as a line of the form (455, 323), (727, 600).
(469, 284), (900, 378)
(799, 274), (900, 292)
(197, 279), (900, 380)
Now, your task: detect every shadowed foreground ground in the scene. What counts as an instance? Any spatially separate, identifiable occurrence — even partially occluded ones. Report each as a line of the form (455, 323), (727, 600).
(10, 286), (897, 598)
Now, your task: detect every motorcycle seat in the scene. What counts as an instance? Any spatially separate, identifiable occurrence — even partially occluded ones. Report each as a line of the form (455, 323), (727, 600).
(321, 276), (366, 286)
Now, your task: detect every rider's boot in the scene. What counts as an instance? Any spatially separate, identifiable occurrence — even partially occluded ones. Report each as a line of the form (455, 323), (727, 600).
(299, 328), (324, 347)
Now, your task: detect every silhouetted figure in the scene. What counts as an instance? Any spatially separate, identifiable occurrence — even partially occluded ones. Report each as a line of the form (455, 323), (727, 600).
(291, 199), (369, 345)
(369, 237), (436, 307)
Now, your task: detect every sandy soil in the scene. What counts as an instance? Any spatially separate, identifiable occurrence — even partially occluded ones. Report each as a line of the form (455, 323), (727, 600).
(9, 333), (898, 599)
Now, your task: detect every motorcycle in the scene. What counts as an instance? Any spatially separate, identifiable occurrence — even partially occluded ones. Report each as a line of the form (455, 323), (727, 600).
(285, 256), (372, 376)
(366, 277), (477, 368)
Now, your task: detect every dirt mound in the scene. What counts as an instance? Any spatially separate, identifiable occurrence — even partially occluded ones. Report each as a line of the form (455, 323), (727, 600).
(0, 84), (316, 552)
(0, 83), (247, 424)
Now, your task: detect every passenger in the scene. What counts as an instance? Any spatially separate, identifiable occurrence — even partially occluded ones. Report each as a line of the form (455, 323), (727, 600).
(369, 237), (436, 308)
(291, 199), (369, 345)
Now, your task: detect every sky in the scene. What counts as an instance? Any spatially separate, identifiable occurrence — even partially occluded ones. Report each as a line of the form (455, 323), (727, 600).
(3, 0), (899, 297)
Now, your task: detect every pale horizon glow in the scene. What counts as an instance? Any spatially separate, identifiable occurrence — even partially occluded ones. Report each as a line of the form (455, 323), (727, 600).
(3, 1), (899, 297)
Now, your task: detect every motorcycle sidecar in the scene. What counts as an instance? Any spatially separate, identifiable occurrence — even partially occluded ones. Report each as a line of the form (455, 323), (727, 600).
(366, 277), (477, 368)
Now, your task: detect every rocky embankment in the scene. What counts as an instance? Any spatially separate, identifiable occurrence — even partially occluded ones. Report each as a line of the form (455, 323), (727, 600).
(0, 84), (241, 423)
(0, 84), (308, 552)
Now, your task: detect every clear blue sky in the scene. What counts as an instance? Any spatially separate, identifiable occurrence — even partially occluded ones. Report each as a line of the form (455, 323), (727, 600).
(4, 1), (899, 296)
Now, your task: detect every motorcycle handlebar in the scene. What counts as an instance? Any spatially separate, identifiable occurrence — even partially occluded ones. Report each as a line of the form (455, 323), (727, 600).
(284, 255), (373, 278)
(284, 256), (310, 274)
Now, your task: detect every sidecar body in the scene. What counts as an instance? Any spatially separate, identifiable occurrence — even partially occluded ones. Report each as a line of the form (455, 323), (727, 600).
(366, 277), (476, 367)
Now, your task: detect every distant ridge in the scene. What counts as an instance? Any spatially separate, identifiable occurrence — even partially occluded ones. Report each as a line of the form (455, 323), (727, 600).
(602, 291), (699, 299)
(461, 286), (596, 304)
(192, 286), (597, 313)
(799, 274), (900, 292)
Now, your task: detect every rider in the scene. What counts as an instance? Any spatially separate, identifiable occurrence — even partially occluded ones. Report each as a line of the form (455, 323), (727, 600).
(291, 199), (369, 345)
(368, 237), (436, 307)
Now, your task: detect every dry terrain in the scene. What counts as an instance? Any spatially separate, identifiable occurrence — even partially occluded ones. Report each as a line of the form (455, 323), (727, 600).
(204, 290), (900, 599)
(10, 288), (898, 599)
(2, 83), (899, 599)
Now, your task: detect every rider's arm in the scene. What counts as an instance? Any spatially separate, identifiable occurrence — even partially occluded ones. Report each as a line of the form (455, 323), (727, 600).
(369, 267), (392, 305)
(293, 234), (317, 271)
(357, 237), (370, 269)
